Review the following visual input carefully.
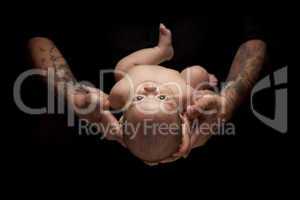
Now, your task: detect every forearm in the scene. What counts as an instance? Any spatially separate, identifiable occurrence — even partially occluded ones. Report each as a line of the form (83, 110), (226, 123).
(222, 39), (266, 116)
(29, 37), (79, 95)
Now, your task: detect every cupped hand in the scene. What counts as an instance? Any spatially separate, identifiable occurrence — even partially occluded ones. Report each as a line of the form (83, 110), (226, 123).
(186, 90), (229, 149)
(143, 114), (191, 166)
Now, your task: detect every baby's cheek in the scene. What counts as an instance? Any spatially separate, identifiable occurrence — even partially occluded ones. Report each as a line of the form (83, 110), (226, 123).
(177, 92), (193, 111)
(163, 101), (179, 113)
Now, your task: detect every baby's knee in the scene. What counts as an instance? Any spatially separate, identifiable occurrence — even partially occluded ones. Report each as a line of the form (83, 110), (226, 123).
(183, 65), (208, 77)
(181, 65), (209, 83)
(28, 37), (53, 49)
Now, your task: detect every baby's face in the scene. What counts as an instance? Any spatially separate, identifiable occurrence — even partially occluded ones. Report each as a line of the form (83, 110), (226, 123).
(131, 81), (178, 115)
(122, 81), (190, 162)
(122, 82), (183, 162)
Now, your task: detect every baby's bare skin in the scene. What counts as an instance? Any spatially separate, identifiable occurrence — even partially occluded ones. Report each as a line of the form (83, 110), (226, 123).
(110, 65), (194, 111)
(109, 24), (217, 164)
(110, 24), (215, 112)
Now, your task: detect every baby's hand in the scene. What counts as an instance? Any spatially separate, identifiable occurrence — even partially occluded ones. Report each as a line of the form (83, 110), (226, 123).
(68, 84), (124, 144)
(69, 85), (109, 120)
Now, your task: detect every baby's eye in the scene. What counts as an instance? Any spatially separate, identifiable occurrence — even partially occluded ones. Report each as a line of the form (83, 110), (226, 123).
(133, 95), (144, 102)
(157, 95), (167, 101)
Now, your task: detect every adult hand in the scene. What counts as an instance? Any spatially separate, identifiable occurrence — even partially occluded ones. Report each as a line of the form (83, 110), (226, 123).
(69, 84), (124, 146)
(143, 114), (192, 166)
(29, 37), (125, 146)
(186, 90), (231, 149)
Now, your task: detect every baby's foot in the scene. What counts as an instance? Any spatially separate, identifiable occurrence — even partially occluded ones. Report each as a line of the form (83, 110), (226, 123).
(158, 23), (174, 61)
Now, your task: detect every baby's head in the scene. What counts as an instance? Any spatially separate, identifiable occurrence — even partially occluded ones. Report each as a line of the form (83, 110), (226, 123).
(121, 81), (185, 163)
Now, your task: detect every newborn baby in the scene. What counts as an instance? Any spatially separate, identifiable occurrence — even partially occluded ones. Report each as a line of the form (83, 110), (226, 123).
(109, 24), (217, 164)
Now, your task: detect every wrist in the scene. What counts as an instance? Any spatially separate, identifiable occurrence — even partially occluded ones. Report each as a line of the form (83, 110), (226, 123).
(221, 84), (237, 121)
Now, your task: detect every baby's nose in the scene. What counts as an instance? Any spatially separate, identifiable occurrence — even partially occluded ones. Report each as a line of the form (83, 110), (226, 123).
(143, 83), (158, 93)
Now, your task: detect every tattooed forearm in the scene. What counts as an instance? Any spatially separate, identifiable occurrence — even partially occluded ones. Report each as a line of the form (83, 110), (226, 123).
(48, 43), (76, 84)
(29, 37), (78, 93)
(222, 40), (266, 112)
(28, 37), (114, 124)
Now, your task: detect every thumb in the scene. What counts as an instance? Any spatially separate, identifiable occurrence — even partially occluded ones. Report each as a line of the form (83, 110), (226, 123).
(186, 104), (203, 119)
(187, 95), (220, 119)
(101, 98), (111, 111)
(173, 114), (191, 157)
(100, 111), (124, 145)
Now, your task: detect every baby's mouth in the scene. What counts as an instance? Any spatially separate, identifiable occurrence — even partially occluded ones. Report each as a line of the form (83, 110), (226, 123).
(132, 101), (162, 115)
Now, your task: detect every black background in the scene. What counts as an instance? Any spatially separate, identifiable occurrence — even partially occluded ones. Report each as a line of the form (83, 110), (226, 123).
(6, 10), (292, 186)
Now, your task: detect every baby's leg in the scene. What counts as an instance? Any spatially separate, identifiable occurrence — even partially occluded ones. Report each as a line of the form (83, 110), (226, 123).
(114, 24), (174, 81)
(181, 66), (218, 90)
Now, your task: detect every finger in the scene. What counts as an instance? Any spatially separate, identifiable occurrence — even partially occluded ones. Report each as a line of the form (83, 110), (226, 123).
(159, 156), (181, 164)
(144, 161), (159, 166)
(186, 104), (203, 119)
(100, 111), (123, 141)
(82, 87), (110, 110)
(164, 114), (191, 161)
(190, 132), (199, 147)
(71, 86), (110, 112)
(187, 105), (197, 119)
(192, 90), (215, 102)
(172, 143), (189, 158)
(188, 95), (211, 118)
(173, 115), (191, 157)
(72, 92), (90, 108)
(187, 96), (219, 119)
(98, 95), (110, 110)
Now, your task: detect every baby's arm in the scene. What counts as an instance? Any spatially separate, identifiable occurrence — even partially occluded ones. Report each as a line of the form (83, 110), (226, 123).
(114, 24), (174, 81)
(109, 78), (130, 110)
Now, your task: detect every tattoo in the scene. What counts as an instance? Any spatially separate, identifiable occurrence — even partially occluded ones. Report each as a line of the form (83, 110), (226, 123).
(47, 45), (77, 84)
(74, 84), (90, 94)
(49, 45), (56, 54)
(230, 77), (246, 98)
(50, 54), (63, 63)
(223, 40), (266, 110)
